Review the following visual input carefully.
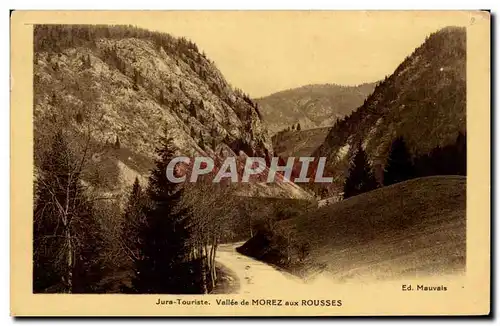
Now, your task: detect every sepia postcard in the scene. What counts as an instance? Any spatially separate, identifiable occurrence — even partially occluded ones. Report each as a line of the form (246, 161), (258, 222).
(10, 10), (490, 316)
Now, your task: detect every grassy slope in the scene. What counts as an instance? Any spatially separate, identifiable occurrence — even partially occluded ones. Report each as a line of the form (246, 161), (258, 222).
(272, 127), (331, 158)
(239, 176), (466, 282)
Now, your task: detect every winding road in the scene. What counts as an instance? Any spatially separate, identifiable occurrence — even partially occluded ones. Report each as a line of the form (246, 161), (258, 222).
(214, 240), (466, 297)
(215, 243), (313, 295)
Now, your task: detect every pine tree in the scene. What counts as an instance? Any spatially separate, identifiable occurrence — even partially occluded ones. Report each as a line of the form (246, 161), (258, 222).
(198, 134), (205, 150)
(212, 137), (217, 151)
(343, 143), (378, 199)
(296, 123), (301, 131)
(75, 112), (83, 124)
(133, 69), (141, 91)
(133, 132), (196, 293)
(81, 54), (91, 69)
(159, 89), (165, 105)
(49, 92), (58, 106)
(414, 131), (466, 177)
(33, 130), (103, 293)
(121, 177), (147, 262)
(86, 54), (91, 68)
(114, 136), (121, 149)
(189, 101), (197, 117)
(384, 136), (415, 186)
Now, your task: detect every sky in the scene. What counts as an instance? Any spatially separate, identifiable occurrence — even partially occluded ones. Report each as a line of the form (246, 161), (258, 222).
(133, 11), (471, 97)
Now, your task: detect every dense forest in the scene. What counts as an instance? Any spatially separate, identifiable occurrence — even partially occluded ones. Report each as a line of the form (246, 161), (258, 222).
(341, 133), (466, 200)
(33, 122), (315, 293)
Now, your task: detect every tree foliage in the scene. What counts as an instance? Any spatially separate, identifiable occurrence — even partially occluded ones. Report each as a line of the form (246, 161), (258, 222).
(132, 132), (201, 294)
(179, 176), (241, 292)
(414, 132), (466, 177)
(120, 177), (147, 263)
(34, 24), (200, 59)
(343, 144), (378, 199)
(33, 130), (103, 293)
(383, 136), (415, 186)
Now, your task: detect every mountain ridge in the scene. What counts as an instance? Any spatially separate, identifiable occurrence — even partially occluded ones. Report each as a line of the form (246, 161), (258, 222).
(311, 26), (466, 196)
(255, 82), (376, 134)
(33, 25), (310, 199)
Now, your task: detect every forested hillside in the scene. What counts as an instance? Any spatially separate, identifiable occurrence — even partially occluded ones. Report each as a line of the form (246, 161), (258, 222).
(272, 127), (331, 158)
(311, 26), (466, 198)
(34, 25), (288, 191)
(256, 83), (375, 134)
(32, 25), (310, 295)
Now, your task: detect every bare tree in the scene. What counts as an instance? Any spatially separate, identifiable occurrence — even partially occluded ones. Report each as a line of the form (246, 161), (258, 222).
(33, 129), (104, 293)
(179, 176), (241, 291)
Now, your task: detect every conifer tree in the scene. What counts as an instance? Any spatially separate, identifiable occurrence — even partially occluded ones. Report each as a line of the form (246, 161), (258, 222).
(121, 177), (147, 262)
(384, 136), (415, 186)
(212, 137), (217, 151)
(414, 131), (467, 177)
(343, 143), (378, 199)
(133, 69), (141, 90)
(86, 54), (91, 68)
(297, 123), (301, 131)
(133, 132), (196, 293)
(114, 136), (121, 149)
(198, 134), (204, 150)
(81, 54), (91, 69)
(75, 112), (84, 124)
(159, 89), (165, 105)
(189, 101), (197, 117)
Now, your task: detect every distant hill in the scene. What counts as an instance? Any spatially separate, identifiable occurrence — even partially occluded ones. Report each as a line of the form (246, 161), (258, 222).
(255, 83), (376, 134)
(272, 127), (331, 158)
(312, 26), (466, 195)
(238, 176), (466, 281)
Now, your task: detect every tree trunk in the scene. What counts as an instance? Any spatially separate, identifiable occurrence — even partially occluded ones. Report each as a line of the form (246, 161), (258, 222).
(206, 243), (213, 290)
(249, 212), (253, 238)
(65, 227), (73, 293)
(200, 247), (208, 294)
(204, 244), (211, 293)
(210, 237), (218, 289)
